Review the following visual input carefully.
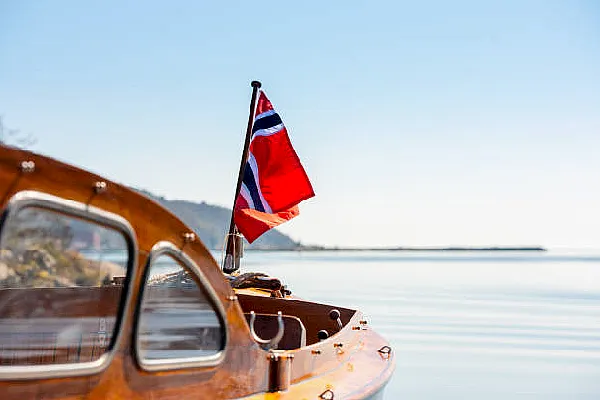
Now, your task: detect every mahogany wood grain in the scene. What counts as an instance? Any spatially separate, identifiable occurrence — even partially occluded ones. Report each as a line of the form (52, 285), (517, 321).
(0, 146), (394, 399)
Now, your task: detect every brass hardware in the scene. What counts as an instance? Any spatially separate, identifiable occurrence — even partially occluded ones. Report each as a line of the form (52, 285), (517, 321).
(94, 181), (107, 194)
(223, 232), (243, 274)
(182, 232), (196, 243)
(20, 160), (35, 173)
(267, 352), (293, 392)
(329, 309), (343, 332)
(352, 326), (360, 330)
(378, 345), (392, 359)
(317, 330), (329, 342)
(311, 349), (322, 355)
(359, 320), (368, 325)
(249, 311), (284, 350)
(319, 389), (334, 399)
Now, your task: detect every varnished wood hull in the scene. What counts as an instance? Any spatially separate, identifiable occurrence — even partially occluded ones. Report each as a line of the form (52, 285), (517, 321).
(0, 145), (395, 399)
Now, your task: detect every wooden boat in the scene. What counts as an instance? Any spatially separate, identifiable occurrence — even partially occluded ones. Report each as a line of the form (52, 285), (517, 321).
(0, 144), (395, 399)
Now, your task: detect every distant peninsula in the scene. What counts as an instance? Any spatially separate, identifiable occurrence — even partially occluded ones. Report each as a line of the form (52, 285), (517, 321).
(135, 189), (546, 252)
(134, 188), (300, 250)
(284, 245), (547, 252)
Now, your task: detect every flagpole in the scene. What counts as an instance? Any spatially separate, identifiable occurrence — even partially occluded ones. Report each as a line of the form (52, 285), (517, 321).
(223, 80), (262, 273)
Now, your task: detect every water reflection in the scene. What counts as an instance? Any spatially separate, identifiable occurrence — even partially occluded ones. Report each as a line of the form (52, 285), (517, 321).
(240, 250), (600, 399)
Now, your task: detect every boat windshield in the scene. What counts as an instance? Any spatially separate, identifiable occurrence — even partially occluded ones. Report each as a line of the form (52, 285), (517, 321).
(0, 204), (131, 368)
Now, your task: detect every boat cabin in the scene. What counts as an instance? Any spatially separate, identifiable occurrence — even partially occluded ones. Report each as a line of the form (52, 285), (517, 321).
(0, 145), (394, 399)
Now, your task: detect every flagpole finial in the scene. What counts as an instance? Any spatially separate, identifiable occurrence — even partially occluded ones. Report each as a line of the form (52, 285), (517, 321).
(251, 80), (262, 88)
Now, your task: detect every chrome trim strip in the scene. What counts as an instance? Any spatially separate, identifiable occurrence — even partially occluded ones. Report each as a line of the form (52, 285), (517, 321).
(134, 241), (228, 371)
(0, 190), (138, 380)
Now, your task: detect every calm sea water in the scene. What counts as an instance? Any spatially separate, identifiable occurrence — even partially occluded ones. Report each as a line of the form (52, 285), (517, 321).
(236, 249), (600, 400)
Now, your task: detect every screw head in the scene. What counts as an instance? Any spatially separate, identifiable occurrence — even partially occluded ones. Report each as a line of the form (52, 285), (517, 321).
(20, 160), (35, 173)
(182, 232), (196, 243)
(94, 181), (107, 193)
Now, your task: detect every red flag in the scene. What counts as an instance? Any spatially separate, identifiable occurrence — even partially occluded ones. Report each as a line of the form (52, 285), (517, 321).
(234, 91), (314, 243)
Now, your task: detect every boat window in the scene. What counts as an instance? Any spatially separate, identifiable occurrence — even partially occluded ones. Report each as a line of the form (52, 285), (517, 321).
(136, 245), (226, 370)
(0, 205), (132, 370)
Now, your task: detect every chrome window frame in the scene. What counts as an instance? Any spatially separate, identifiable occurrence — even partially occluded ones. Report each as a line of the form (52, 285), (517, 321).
(0, 190), (138, 380)
(134, 241), (227, 371)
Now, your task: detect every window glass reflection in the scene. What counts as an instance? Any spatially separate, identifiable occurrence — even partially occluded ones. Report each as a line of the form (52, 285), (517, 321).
(0, 206), (130, 366)
(138, 253), (224, 362)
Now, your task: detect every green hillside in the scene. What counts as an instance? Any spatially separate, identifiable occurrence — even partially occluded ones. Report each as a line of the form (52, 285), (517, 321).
(134, 189), (300, 250)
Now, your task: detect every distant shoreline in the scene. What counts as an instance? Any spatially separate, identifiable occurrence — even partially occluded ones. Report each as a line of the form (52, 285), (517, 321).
(245, 246), (547, 252)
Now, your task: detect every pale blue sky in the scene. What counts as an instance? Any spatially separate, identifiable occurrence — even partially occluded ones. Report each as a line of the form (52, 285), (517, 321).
(1, 1), (599, 248)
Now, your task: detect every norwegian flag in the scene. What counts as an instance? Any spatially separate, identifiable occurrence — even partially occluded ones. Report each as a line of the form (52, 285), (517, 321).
(234, 91), (315, 243)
